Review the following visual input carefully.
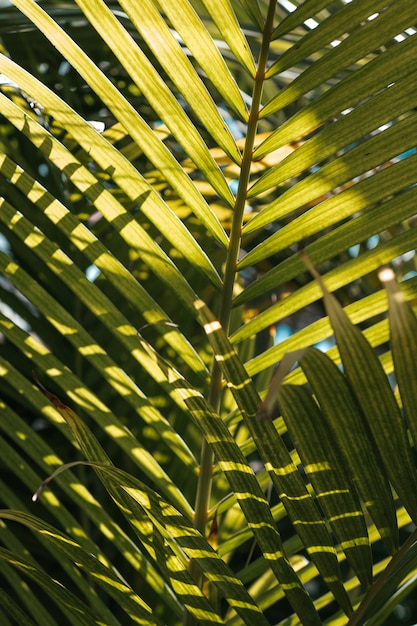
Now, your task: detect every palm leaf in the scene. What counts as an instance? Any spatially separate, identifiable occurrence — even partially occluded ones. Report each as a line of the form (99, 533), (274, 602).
(1, 1), (417, 624)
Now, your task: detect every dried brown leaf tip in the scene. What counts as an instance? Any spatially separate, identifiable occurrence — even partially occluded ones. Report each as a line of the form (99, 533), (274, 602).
(32, 371), (68, 410)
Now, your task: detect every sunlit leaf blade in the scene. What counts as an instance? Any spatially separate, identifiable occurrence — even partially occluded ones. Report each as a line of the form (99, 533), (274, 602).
(0, 52), (228, 249)
(0, 517), (162, 626)
(300, 348), (397, 536)
(134, 333), (322, 625)
(248, 120), (417, 254)
(5, 0), (234, 211)
(256, 32), (417, 161)
(0, 151), (207, 377)
(28, 405), (227, 624)
(0, 551), (102, 626)
(233, 228), (417, 351)
(0, 252), (198, 472)
(0, 313), (193, 516)
(0, 93), (219, 306)
(200, 0), (256, 77)
(242, 148), (417, 265)
(0, 396), (180, 618)
(0, 487), (120, 625)
(381, 268), (417, 454)
(264, 0), (415, 110)
(272, 0), (339, 39)
(2, 0), (417, 623)
(298, 347), (398, 555)
(0, 481), (83, 626)
(124, 0), (249, 120)
(194, 299), (352, 615)
(1, 192), (196, 377)
(278, 382), (373, 589)
(0, 563), (52, 626)
(32, 398), (268, 626)
(304, 258), (417, 527)
(234, 0), (264, 30)
(75, 463), (270, 626)
(74, 0), (241, 168)
(247, 107), (417, 218)
(271, 0), (393, 66)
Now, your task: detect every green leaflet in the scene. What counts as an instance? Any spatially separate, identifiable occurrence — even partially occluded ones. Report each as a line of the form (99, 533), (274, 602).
(298, 346), (398, 555)
(73, 0), (241, 169)
(271, 0), (390, 66)
(9, 0), (235, 209)
(233, 228), (417, 361)
(135, 333), (321, 625)
(348, 528), (417, 626)
(195, 299), (352, 616)
(255, 34), (417, 163)
(2, 0), (417, 624)
(381, 268), (417, 454)
(0, 588), (38, 626)
(272, 0), (343, 39)
(0, 87), (221, 299)
(32, 388), (270, 626)
(0, 316), (192, 517)
(0, 519), (162, 626)
(264, 0), (416, 113)
(0, 252), (199, 473)
(124, 0), (250, 118)
(0, 151), (207, 378)
(247, 110), (417, 229)
(0, 396), (178, 619)
(304, 258), (417, 527)
(278, 382), (372, 589)
(199, 0), (256, 78)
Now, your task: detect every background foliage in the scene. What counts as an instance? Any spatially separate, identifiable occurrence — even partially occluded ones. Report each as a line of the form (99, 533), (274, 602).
(0, 1), (417, 624)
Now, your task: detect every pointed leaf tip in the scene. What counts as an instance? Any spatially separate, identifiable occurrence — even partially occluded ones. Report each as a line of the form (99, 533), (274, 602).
(32, 371), (67, 410)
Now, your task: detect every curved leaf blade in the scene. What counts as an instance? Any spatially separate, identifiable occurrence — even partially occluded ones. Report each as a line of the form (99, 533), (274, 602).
(122, 0), (249, 121)
(0, 396), (180, 618)
(32, 398), (269, 626)
(195, 299), (352, 616)
(247, 109), (417, 217)
(271, 0), (396, 70)
(242, 150), (417, 265)
(264, 0), (416, 113)
(233, 228), (417, 354)
(0, 253), (198, 473)
(74, 0), (241, 167)
(278, 382), (373, 589)
(381, 269), (417, 456)
(0, 151), (207, 377)
(0, 90), (219, 302)
(0, 312), (193, 516)
(135, 332), (322, 625)
(5, 0), (234, 212)
(0, 517), (162, 625)
(305, 260), (417, 526)
(200, 0), (256, 78)
(299, 347), (398, 555)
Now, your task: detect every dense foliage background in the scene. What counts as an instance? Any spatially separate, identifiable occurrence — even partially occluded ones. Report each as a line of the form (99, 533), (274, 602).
(0, 1), (417, 624)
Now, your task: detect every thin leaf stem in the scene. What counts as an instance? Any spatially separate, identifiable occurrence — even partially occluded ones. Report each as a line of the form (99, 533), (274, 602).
(218, 0), (276, 333)
(186, 3), (276, 624)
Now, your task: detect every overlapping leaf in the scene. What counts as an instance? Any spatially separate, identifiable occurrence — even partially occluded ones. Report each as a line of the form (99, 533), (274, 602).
(195, 299), (352, 616)
(304, 258), (417, 526)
